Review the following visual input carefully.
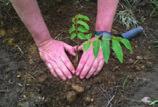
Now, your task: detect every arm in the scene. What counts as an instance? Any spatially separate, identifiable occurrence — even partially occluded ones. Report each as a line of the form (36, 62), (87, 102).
(95, 0), (119, 32)
(10, 0), (51, 46)
(10, 0), (76, 80)
(76, 0), (119, 79)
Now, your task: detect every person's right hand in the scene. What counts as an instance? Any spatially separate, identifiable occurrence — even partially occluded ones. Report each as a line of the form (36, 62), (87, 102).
(38, 38), (76, 80)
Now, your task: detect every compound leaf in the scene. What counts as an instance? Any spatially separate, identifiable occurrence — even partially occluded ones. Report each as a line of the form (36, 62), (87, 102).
(76, 14), (90, 21)
(77, 33), (86, 40)
(101, 36), (110, 63)
(78, 26), (89, 33)
(70, 33), (77, 39)
(77, 20), (89, 30)
(85, 33), (92, 40)
(112, 38), (123, 63)
(83, 41), (91, 51)
(69, 25), (75, 34)
(93, 38), (100, 58)
(119, 37), (133, 53)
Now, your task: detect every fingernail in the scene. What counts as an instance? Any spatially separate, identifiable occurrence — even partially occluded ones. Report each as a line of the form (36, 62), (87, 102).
(76, 72), (79, 76)
(72, 70), (75, 74)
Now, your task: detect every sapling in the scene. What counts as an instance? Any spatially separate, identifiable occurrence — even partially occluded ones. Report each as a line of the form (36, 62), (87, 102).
(69, 14), (133, 63)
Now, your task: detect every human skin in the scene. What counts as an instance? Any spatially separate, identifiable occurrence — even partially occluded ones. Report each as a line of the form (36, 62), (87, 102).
(76, 0), (119, 79)
(10, 0), (76, 80)
(10, 0), (119, 80)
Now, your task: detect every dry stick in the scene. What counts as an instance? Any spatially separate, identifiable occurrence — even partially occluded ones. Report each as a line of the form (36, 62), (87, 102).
(106, 95), (115, 107)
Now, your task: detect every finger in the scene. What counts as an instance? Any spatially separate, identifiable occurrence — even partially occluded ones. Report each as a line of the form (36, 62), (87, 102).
(93, 59), (104, 76)
(73, 46), (78, 52)
(51, 61), (67, 81)
(77, 45), (83, 51)
(86, 59), (99, 79)
(64, 43), (76, 56)
(39, 51), (47, 62)
(56, 58), (72, 79)
(46, 63), (58, 77)
(76, 52), (89, 76)
(60, 53), (75, 74)
(80, 55), (95, 79)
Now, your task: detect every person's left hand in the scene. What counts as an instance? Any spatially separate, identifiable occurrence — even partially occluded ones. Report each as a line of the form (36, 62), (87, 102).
(75, 39), (105, 79)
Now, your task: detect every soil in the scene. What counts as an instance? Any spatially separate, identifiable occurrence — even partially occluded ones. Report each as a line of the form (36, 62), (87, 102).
(0, 1), (158, 107)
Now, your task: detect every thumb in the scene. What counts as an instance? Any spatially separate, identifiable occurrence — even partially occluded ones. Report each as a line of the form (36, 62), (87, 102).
(64, 43), (76, 56)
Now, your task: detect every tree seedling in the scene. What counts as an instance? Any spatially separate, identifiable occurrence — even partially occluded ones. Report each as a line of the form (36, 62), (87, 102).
(69, 14), (133, 63)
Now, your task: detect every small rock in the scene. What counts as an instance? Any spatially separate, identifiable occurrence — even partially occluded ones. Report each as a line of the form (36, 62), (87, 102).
(128, 58), (134, 64)
(18, 102), (29, 107)
(112, 66), (119, 71)
(66, 91), (77, 103)
(141, 96), (151, 104)
(84, 96), (94, 104)
(136, 56), (143, 60)
(71, 84), (84, 93)
(146, 61), (153, 68)
(37, 74), (48, 82)
(135, 65), (142, 71)
(141, 65), (145, 69)
(87, 104), (95, 107)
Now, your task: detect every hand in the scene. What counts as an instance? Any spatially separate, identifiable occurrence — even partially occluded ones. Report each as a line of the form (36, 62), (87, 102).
(38, 38), (76, 80)
(76, 39), (104, 79)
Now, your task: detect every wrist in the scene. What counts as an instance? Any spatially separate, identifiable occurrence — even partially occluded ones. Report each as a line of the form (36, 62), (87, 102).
(32, 30), (52, 47)
(95, 24), (112, 32)
(95, 20), (113, 32)
(32, 30), (52, 46)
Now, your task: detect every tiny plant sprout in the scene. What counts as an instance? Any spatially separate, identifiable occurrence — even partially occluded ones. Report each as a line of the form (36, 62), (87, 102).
(69, 14), (92, 40)
(69, 14), (133, 63)
(141, 97), (158, 106)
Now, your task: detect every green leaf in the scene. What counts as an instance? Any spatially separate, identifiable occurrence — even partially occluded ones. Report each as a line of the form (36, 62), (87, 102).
(93, 38), (100, 58)
(83, 41), (91, 51)
(77, 20), (89, 30)
(76, 14), (90, 21)
(85, 33), (92, 40)
(112, 38), (123, 63)
(72, 17), (75, 23)
(77, 33), (86, 40)
(149, 100), (158, 105)
(70, 33), (77, 39)
(77, 26), (89, 33)
(101, 36), (110, 63)
(69, 25), (75, 34)
(119, 37), (133, 53)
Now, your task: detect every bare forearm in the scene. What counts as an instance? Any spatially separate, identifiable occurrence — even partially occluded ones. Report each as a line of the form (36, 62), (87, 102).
(10, 0), (51, 45)
(95, 0), (119, 32)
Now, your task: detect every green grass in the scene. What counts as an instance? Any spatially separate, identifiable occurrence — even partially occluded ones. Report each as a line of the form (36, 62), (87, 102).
(116, 9), (138, 29)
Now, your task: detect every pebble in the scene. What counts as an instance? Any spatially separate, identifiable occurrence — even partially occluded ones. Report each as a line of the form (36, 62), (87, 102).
(141, 96), (151, 104)
(37, 74), (48, 82)
(84, 96), (94, 104)
(135, 65), (142, 71)
(71, 84), (84, 93)
(146, 61), (153, 68)
(66, 91), (77, 103)
(136, 56), (143, 60)
(112, 66), (119, 71)
(128, 58), (134, 64)
(18, 102), (29, 107)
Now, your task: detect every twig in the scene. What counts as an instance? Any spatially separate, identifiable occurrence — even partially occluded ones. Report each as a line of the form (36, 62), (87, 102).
(106, 95), (115, 107)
